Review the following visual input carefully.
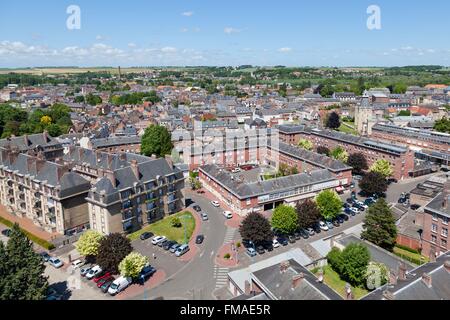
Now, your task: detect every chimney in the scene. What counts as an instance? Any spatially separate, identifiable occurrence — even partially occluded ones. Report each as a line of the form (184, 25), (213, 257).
(244, 280), (251, 295)
(292, 273), (304, 289)
(444, 260), (450, 273)
(389, 270), (397, 285)
(105, 170), (116, 187)
(398, 263), (407, 281)
(23, 134), (29, 146)
(119, 153), (127, 161)
(42, 130), (49, 142)
(57, 165), (70, 181)
(280, 260), (290, 273)
(421, 273), (432, 288)
(130, 159), (139, 179)
(165, 154), (174, 169)
(107, 153), (114, 167)
(382, 290), (395, 300)
(429, 248), (437, 263)
(78, 148), (85, 160)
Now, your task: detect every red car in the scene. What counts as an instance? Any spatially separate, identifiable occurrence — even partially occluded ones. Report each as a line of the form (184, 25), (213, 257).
(196, 189), (205, 194)
(93, 271), (112, 283)
(97, 276), (115, 288)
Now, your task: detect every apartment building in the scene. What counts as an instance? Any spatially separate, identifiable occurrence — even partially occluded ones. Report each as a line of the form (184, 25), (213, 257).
(278, 125), (415, 181)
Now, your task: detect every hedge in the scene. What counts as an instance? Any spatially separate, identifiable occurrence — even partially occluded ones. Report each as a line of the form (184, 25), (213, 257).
(0, 216), (55, 250)
(395, 244), (421, 255)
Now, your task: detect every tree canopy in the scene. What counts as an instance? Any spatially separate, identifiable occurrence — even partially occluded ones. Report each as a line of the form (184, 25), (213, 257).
(0, 224), (48, 300)
(347, 153), (368, 174)
(359, 171), (388, 196)
(316, 190), (342, 220)
(119, 252), (149, 278)
(330, 146), (349, 163)
(75, 230), (104, 261)
(271, 205), (298, 235)
(316, 146), (330, 156)
(96, 233), (133, 274)
(326, 111), (341, 129)
(298, 139), (313, 151)
(361, 199), (397, 251)
(141, 124), (173, 157)
(239, 212), (273, 244)
(295, 199), (321, 229)
(369, 159), (393, 178)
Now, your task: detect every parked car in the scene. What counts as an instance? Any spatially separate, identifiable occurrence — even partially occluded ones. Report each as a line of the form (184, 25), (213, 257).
(262, 241), (273, 252)
(332, 219), (340, 227)
(298, 228), (310, 239)
(201, 213), (209, 221)
(325, 220), (334, 230)
(140, 232), (154, 241)
(80, 265), (92, 277)
(242, 239), (255, 249)
(86, 265), (102, 280)
(1, 229), (12, 237)
(346, 198), (353, 204)
(288, 235), (296, 243)
(46, 288), (63, 300)
(272, 239), (280, 248)
(163, 240), (176, 250)
(137, 265), (156, 284)
(338, 213), (349, 221)
(40, 252), (51, 262)
(196, 189), (205, 194)
(312, 223), (322, 234)
(231, 167), (241, 173)
(356, 200), (368, 209)
(175, 244), (190, 257)
(71, 259), (84, 269)
(319, 221), (329, 231)
(223, 211), (233, 219)
(158, 239), (169, 247)
(277, 236), (289, 246)
(343, 202), (350, 209)
(345, 207), (358, 216)
(195, 234), (204, 244)
(48, 257), (64, 269)
(246, 247), (257, 257)
(151, 235), (166, 245)
(97, 276), (115, 288)
(169, 243), (181, 253)
(256, 245), (265, 255)
(100, 280), (114, 293)
(193, 205), (202, 212)
(108, 276), (132, 295)
(306, 227), (315, 236)
(410, 204), (421, 210)
(293, 231), (301, 240)
(211, 200), (220, 207)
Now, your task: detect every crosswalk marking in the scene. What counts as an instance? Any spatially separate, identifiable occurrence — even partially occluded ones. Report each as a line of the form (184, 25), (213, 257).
(213, 266), (230, 289)
(223, 227), (236, 244)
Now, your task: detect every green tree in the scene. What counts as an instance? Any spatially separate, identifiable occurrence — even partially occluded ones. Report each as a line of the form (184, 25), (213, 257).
(398, 110), (411, 116)
(40, 115), (52, 126)
(433, 117), (450, 133)
(361, 199), (397, 251)
(74, 95), (85, 103)
(316, 189), (342, 220)
(330, 146), (348, 162)
(347, 153), (368, 174)
(295, 199), (321, 229)
(316, 146), (330, 156)
(369, 159), (393, 178)
(271, 205), (298, 235)
(326, 111), (341, 129)
(47, 124), (62, 137)
(239, 212), (274, 244)
(119, 252), (149, 278)
(85, 93), (102, 106)
(365, 262), (388, 290)
(141, 125), (173, 157)
(75, 230), (104, 262)
(326, 247), (343, 274)
(0, 224), (48, 300)
(298, 139), (313, 151)
(340, 243), (370, 287)
(171, 217), (182, 228)
(96, 233), (133, 274)
(359, 171), (388, 196)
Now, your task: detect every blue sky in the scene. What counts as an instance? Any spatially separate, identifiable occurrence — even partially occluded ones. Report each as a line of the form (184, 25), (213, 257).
(1, 0), (449, 67)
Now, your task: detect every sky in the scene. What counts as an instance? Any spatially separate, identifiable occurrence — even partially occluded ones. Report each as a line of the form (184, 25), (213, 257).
(1, 0), (450, 68)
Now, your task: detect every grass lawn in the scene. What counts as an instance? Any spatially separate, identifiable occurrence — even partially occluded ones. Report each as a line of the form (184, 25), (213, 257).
(313, 265), (369, 300)
(338, 121), (358, 135)
(393, 247), (429, 265)
(128, 211), (195, 243)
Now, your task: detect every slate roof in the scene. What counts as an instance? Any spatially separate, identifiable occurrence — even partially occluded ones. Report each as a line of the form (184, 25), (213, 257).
(0, 132), (61, 151)
(200, 164), (335, 199)
(90, 136), (141, 149)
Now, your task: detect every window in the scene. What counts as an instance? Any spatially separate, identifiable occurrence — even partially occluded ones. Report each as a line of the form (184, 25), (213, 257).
(443, 216), (449, 225)
(431, 235), (437, 243)
(432, 224), (438, 233)
(432, 213), (438, 221)
(442, 228), (448, 238)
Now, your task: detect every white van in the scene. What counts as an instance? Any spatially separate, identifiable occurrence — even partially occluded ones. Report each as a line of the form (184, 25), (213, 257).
(175, 244), (190, 257)
(108, 276), (132, 295)
(223, 211), (233, 219)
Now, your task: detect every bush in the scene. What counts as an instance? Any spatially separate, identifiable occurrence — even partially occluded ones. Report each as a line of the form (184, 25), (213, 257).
(224, 253), (231, 259)
(236, 242), (241, 248)
(171, 217), (182, 228)
(326, 247), (343, 274)
(395, 244), (420, 254)
(0, 216), (55, 250)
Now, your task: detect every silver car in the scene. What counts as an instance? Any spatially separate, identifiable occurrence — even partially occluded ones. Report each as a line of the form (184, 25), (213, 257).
(48, 257), (64, 268)
(170, 243), (181, 253)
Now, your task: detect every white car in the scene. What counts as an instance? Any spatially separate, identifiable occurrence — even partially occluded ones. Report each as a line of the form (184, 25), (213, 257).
(86, 265), (102, 279)
(108, 276), (132, 295)
(231, 167), (241, 173)
(211, 201), (220, 207)
(356, 201), (368, 209)
(272, 239), (280, 248)
(318, 221), (329, 231)
(151, 235), (166, 245)
(223, 211), (233, 219)
(48, 257), (64, 268)
(71, 259), (84, 269)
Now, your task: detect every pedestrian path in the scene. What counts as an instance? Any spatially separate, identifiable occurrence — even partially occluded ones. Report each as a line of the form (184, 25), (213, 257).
(213, 265), (229, 290)
(223, 227), (236, 245)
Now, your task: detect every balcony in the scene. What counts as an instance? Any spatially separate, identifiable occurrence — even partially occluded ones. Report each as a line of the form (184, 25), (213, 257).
(7, 180), (13, 187)
(34, 201), (42, 209)
(8, 189), (14, 196)
(19, 193), (25, 201)
(34, 192), (41, 198)
(122, 200), (133, 210)
(122, 210), (134, 221)
(167, 195), (178, 203)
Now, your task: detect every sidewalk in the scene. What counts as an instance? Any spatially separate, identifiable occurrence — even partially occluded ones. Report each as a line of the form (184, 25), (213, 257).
(215, 243), (242, 268)
(0, 204), (58, 242)
(178, 208), (201, 262)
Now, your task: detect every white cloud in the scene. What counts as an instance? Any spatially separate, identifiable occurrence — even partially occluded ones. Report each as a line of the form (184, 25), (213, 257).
(278, 47), (292, 53)
(161, 46), (177, 53)
(224, 27), (241, 34)
(96, 35), (106, 41)
(180, 28), (189, 33)
(182, 11), (194, 17)
(128, 42), (137, 48)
